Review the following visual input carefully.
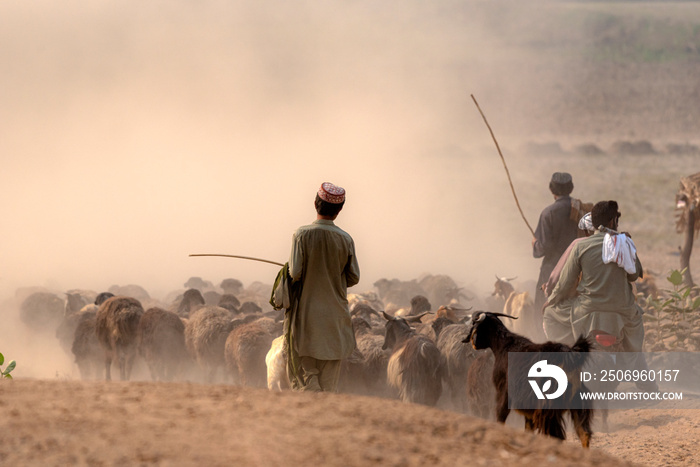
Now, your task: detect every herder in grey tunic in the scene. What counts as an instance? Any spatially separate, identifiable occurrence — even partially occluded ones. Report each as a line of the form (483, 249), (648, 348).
(289, 182), (360, 392)
(532, 172), (580, 311)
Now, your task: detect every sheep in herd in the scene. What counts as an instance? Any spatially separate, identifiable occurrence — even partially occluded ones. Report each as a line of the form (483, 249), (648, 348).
(176, 288), (206, 317)
(71, 308), (102, 380)
(95, 296), (144, 381)
(137, 307), (190, 381)
(70, 292), (116, 380)
(239, 301), (262, 315)
(381, 311), (442, 406)
(56, 292), (94, 354)
(220, 278), (244, 296)
(225, 317), (278, 387)
(418, 274), (472, 309)
(373, 278), (425, 310)
(218, 294), (241, 314)
(203, 290), (222, 306)
(108, 284), (151, 303)
(463, 311), (593, 447)
(19, 291), (65, 333)
(184, 305), (234, 382)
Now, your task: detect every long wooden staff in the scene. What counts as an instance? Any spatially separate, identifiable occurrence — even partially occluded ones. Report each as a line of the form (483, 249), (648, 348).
(471, 94), (536, 237)
(189, 254), (284, 267)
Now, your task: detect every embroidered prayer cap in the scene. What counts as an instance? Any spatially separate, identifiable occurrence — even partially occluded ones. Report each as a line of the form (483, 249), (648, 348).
(318, 182), (346, 204)
(578, 212), (594, 232)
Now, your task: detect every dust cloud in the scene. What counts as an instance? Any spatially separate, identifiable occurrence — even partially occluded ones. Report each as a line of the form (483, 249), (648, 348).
(0, 0), (563, 310)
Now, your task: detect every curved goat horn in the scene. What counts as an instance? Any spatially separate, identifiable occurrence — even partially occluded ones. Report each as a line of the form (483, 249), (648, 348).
(405, 311), (432, 323)
(489, 312), (519, 320)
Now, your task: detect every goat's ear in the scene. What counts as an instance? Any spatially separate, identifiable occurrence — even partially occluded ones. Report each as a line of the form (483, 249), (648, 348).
(381, 311), (393, 321)
(471, 311), (486, 323)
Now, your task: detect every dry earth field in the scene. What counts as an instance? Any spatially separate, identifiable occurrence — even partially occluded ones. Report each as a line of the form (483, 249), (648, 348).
(3, 2), (700, 466)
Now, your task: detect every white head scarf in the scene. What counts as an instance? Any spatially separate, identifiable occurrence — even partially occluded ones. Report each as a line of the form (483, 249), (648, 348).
(578, 212), (594, 232)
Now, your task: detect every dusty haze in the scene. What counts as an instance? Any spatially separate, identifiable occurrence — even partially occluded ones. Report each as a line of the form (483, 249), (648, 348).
(1, 2), (698, 308)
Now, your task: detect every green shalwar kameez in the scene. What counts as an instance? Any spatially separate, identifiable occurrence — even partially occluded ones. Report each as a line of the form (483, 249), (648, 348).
(289, 219), (360, 391)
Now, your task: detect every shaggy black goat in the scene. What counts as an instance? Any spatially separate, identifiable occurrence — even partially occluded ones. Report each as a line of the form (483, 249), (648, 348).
(382, 311), (442, 406)
(463, 311), (593, 447)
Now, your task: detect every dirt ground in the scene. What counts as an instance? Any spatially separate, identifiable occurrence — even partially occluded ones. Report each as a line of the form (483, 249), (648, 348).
(0, 376), (698, 466)
(0, 379), (651, 467)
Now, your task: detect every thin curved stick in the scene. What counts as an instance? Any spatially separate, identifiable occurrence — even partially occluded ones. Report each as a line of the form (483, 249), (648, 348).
(471, 94), (535, 237)
(189, 254), (284, 267)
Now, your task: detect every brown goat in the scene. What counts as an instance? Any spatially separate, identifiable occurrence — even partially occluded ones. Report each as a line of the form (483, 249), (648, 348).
(137, 307), (190, 381)
(502, 291), (546, 343)
(185, 305), (234, 382)
(491, 276), (516, 301)
(95, 296), (144, 381)
(225, 318), (277, 387)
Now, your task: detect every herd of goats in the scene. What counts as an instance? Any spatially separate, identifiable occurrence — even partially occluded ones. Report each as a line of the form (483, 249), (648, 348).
(12, 273), (625, 448)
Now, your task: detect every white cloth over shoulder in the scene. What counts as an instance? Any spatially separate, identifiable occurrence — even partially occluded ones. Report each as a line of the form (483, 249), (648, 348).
(602, 233), (637, 274)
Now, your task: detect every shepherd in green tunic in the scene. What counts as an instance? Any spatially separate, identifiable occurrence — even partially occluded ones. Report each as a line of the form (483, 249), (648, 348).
(288, 182), (360, 392)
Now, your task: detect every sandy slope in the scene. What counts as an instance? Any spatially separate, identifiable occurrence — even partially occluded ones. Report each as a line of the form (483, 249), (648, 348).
(0, 379), (646, 467)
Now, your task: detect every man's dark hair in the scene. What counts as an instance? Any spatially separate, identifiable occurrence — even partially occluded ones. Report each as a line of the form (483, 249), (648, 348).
(315, 194), (344, 217)
(549, 180), (574, 196)
(591, 200), (621, 229)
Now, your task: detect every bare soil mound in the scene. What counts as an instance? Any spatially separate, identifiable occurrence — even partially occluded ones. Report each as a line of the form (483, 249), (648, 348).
(0, 379), (638, 467)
